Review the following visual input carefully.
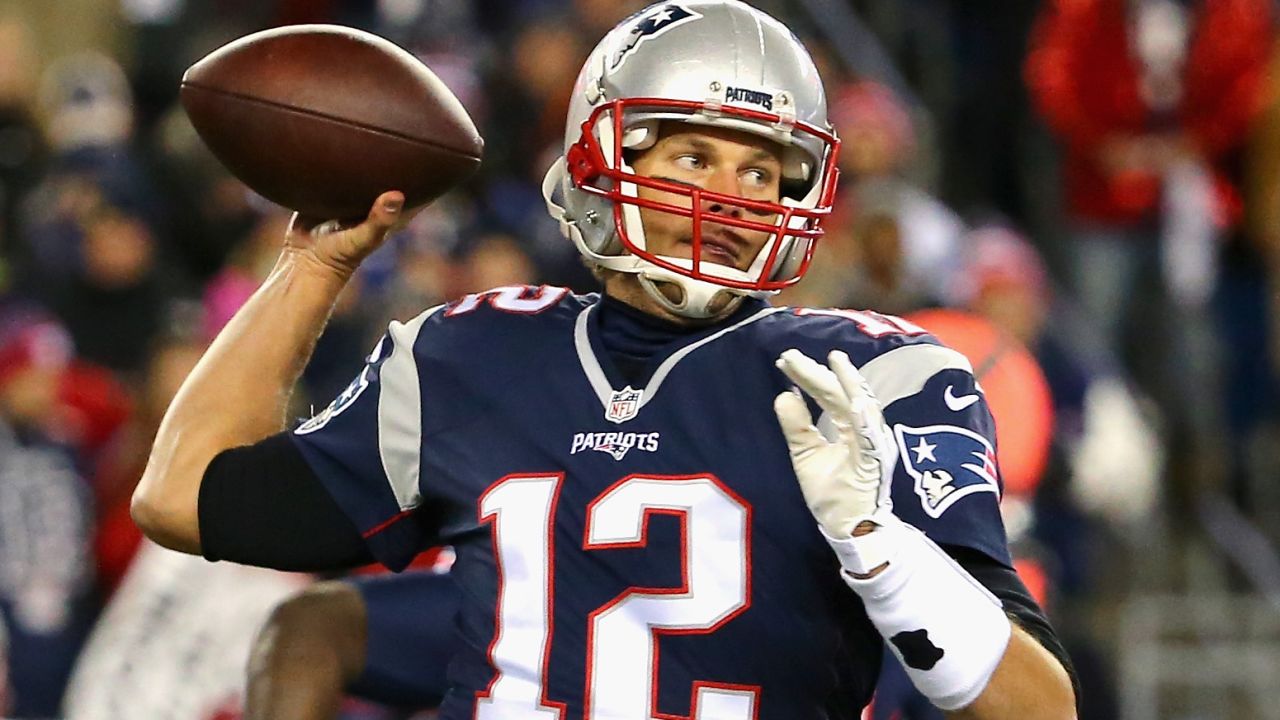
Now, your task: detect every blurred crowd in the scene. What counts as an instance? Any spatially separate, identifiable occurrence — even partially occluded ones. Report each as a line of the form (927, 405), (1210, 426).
(0, 0), (1278, 718)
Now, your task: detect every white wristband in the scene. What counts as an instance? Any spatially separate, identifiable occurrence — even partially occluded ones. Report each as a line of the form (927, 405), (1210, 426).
(822, 518), (1012, 710)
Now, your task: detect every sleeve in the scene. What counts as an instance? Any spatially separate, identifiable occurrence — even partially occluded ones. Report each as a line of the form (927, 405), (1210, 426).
(348, 571), (462, 707)
(859, 340), (1013, 566)
(199, 433), (374, 571)
(289, 307), (444, 571)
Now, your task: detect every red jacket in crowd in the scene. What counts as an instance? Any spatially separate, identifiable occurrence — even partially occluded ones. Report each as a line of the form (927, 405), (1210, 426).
(1026, 0), (1273, 225)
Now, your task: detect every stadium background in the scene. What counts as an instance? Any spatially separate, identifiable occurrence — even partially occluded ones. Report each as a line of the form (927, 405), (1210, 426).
(0, 0), (1278, 717)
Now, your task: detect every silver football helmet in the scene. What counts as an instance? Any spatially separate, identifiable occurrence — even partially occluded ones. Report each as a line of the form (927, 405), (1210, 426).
(543, 0), (840, 318)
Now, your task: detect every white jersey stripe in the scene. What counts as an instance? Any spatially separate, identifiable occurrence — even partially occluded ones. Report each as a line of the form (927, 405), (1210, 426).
(573, 303), (784, 419)
(858, 343), (975, 408)
(574, 306), (614, 410)
(817, 343), (974, 444)
(378, 305), (444, 511)
(641, 306), (783, 408)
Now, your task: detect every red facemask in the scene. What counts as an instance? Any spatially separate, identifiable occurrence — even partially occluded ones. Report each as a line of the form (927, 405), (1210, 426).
(564, 98), (841, 292)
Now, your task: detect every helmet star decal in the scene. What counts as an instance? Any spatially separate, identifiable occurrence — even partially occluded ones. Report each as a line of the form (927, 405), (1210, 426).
(611, 5), (700, 70)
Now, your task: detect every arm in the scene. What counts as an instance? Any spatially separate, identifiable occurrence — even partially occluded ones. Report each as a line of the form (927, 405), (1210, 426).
(244, 581), (368, 720)
(131, 193), (406, 553)
(947, 624), (1074, 720)
(849, 523), (1075, 720)
(775, 350), (1076, 719)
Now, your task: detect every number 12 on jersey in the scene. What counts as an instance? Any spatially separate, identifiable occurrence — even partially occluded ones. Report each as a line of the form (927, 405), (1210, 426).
(477, 473), (759, 719)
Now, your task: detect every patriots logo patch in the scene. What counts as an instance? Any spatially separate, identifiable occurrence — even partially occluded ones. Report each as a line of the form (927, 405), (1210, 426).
(611, 4), (701, 69)
(893, 423), (1000, 518)
(295, 367), (370, 435)
(295, 338), (388, 435)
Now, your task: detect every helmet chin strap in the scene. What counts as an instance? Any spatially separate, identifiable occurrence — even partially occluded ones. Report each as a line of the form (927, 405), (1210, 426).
(637, 263), (753, 320)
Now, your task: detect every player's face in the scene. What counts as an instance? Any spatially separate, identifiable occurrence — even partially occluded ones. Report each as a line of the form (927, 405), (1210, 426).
(630, 123), (784, 271)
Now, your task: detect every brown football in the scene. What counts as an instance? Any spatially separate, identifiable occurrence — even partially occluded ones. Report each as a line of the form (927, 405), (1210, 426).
(181, 24), (483, 220)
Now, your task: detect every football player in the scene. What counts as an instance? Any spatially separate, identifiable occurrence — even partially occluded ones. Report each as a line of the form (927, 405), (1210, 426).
(133, 1), (1078, 717)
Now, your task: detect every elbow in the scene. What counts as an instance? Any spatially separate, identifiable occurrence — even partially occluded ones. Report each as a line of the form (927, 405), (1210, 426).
(1054, 672), (1079, 720)
(1033, 654), (1079, 720)
(130, 475), (202, 555)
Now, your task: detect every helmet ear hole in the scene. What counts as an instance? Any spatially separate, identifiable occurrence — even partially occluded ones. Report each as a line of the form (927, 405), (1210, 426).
(621, 120), (659, 152)
(781, 147), (814, 199)
(780, 178), (809, 201)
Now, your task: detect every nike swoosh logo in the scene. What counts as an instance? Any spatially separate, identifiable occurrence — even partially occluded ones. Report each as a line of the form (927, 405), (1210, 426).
(943, 385), (980, 412)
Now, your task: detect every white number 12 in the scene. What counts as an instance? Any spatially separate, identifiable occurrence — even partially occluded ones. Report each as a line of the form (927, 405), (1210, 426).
(477, 473), (758, 719)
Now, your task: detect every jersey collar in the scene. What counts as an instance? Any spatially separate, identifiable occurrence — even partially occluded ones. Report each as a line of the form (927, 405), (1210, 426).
(573, 297), (782, 424)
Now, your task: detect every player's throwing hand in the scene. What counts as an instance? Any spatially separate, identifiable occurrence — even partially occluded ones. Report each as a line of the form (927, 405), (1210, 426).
(773, 349), (897, 538)
(284, 190), (407, 280)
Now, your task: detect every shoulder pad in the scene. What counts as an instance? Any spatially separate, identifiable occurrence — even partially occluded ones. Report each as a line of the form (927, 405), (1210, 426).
(763, 307), (975, 405)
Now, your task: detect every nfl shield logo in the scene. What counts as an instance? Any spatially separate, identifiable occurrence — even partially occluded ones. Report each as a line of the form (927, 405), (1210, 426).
(606, 386), (644, 424)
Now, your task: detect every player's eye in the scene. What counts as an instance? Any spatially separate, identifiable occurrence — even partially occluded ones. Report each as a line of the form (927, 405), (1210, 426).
(741, 167), (773, 188)
(673, 153), (706, 172)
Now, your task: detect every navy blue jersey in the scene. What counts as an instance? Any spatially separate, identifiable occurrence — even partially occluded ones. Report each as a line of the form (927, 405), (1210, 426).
(291, 287), (1010, 719)
(350, 570), (460, 708)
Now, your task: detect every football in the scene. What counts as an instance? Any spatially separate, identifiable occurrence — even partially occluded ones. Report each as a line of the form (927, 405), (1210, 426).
(180, 25), (483, 220)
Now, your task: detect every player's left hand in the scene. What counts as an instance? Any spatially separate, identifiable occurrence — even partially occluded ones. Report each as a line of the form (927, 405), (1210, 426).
(773, 349), (896, 538)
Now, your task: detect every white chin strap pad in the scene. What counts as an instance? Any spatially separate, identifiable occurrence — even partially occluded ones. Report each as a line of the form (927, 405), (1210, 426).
(638, 270), (737, 320)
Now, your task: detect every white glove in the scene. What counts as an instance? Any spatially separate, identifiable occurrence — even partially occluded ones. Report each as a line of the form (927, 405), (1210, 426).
(773, 349), (897, 538)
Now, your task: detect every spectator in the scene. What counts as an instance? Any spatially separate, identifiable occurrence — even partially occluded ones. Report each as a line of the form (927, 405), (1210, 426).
(61, 315), (307, 720)
(202, 208), (292, 340)
(835, 81), (965, 302)
(461, 232), (537, 292)
(0, 13), (45, 258)
(1025, 0), (1273, 448)
(784, 80), (963, 312)
(40, 186), (171, 375)
(377, 199), (467, 322)
(60, 541), (309, 720)
(1233, 37), (1280, 531)
(12, 52), (176, 375)
(0, 304), (97, 718)
(148, 103), (262, 286)
(91, 327), (205, 595)
(963, 225), (1161, 521)
(480, 17), (586, 239)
